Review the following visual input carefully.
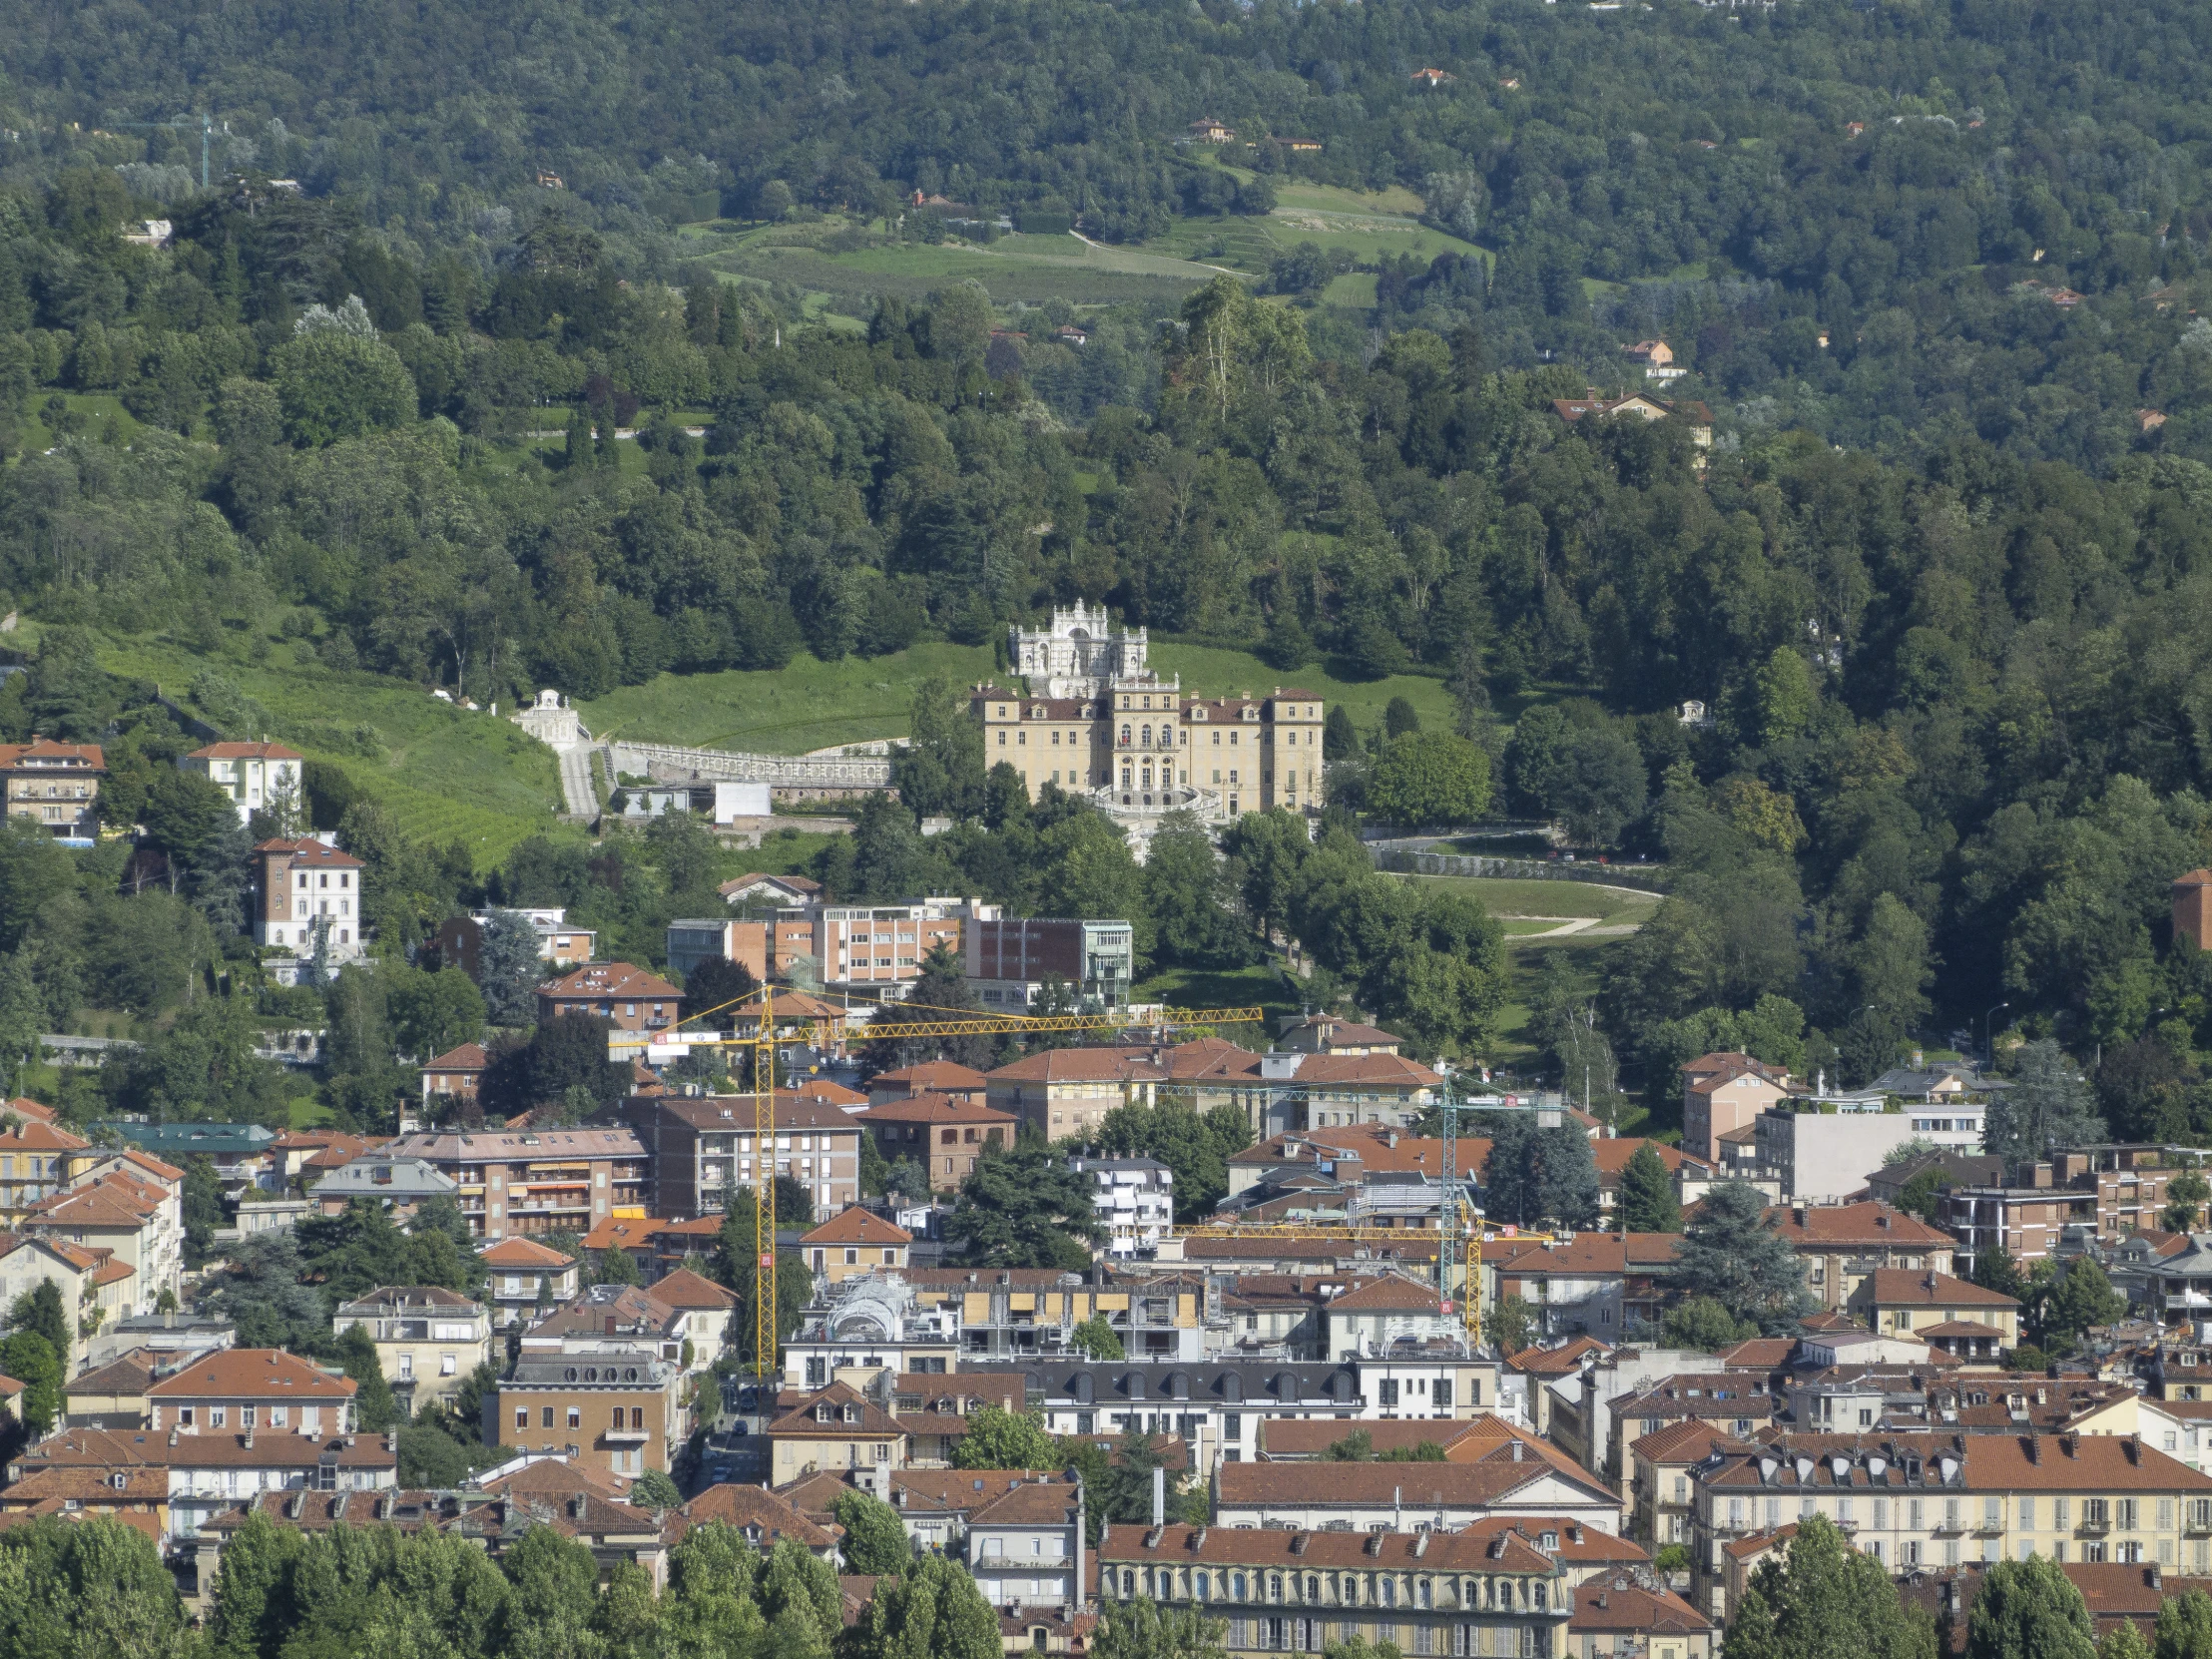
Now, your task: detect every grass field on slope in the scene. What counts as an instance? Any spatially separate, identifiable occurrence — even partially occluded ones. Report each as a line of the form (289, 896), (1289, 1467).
(93, 636), (566, 867)
(582, 640), (1463, 755)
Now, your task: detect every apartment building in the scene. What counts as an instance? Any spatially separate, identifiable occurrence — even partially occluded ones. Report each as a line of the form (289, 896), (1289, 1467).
(6, 1419), (399, 1544)
(615, 1092), (863, 1218)
(962, 915), (1137, 1008)
(1753, 1104), (1985, 1203)
(181, 741), (302, 825)
(665, 916), (761, 982)
(964, 1355), (1499, 1474)
(985, 1047), (1165, 1140)
(1762, 1202), (1955, 1312)
(149, 1349), (357, 1435)
(252, 836), (367, 970)
(1845, 1269), (2021, 1357)
(308, 1155), (457, 1220)
(1098, 1523), (1571, 1659)
(752, 896), (997, 999)
(767, 1381), (909, 1484)
(0, 1233), (137, 1343)
(0, 738), (104, 840)
(801, 1208), (913, 1284)
(536, 962), (682, 1033)
(437, 909), (596, 979)
(21, 1165), (184, 1314)
(419, 1041), (489, 1118)
(331, 1287), (494, 1410)
(1215, 1450), (1623, 1536)
(855, 1094), (1019, 1191)
(1295, 1053), (1448, 1133)
(1070, 1154), (1175, 1258)
(477, 1235), (580, 1329)
(1603, 1378), (1774, 1501)
(1941, 1149), (2177, 1274)
(1690, 1431), (2212, 1620)
(1681, 1054), (1792, 1162)
(383, 1127), (647, 1240)
(964, 1474), (1084, 1609)
(1630, 1422), (1749, 1551)
(869, 1061), (989, 1106)
(492, 1356), (683, 1480)
(0, 1117), (92, 1225)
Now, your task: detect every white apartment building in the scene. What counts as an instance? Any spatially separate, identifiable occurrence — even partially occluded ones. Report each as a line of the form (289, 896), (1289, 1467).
(1070, 1155), (1174, 1257)
(184, 742), (304, 826)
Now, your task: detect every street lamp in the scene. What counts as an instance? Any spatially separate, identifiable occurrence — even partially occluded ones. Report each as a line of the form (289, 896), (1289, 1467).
(1983, 1002), (2010, 1068)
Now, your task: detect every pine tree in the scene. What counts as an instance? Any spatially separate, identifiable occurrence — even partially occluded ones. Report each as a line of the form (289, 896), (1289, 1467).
(1673, 1180), (1814, 1335)
(1618, 1143), (1683, 1232)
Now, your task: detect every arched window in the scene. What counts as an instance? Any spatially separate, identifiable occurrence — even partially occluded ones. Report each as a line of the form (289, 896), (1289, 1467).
(1120, 726), (1131, 746)
(1269, 1575), (1284, 1601)
(1234, 1573), (1249, 1601)
(1382, 1579), (1396, 1608)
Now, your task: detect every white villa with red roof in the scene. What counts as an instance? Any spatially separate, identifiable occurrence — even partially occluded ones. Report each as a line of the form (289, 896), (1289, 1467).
(251, 836), (366, 978)
(182, 740), (303, 825)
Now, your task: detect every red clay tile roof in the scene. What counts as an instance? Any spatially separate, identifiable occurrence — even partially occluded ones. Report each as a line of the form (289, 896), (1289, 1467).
(669, 1480), (836, 1548)
(255, 836), (361, 867)
(1766, 1202), (1953, 1250)
(424, 1042), (491, 1072)
(802, 1209), (912, 1247)
(479, 1236), (576, 1269)
(1506, 1337), (1612, 1376)
(650, 1267), (739, 1310)
(0, 1119), (89, 1152)
(1293, 1053), (1441, 1089)
(1631, 1419), (1758, 1464)
(1326, 1275), (1447, 1313)
(1570, 1579), (1713, 1635)
(787, 1077), (869, 1107)
(540, 962), (681, 1001)
(768, 1382), (903, 1439)
(0, 740), (103, 770)
(147, 1349), (357, 1399)
(1863, 1268), (2020, 1308)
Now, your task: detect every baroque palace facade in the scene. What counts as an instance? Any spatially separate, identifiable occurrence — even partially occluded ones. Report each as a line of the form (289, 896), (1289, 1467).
(970, 605), (1325, 834)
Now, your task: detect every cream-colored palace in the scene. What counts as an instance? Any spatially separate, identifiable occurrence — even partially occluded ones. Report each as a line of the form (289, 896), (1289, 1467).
(972, 604), (1324, 830)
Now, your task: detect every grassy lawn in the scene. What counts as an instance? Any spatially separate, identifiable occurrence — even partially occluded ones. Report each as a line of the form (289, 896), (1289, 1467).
(1148, 643), (1457, 733)
(585, 640), (1447, 755)
(1391, 874), (1662, 925)
(1270, 183), (1429, 218)
(581, 644), (998, 753)
(706, 241), (1209, 310)
(95, 635), (566, 867)
(1132, 960), (1297, 1031)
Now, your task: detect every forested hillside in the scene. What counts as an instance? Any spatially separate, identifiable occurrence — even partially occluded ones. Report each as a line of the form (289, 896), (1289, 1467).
(9, 0), (2212, 462)
(0, 0), (2206, 1130)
